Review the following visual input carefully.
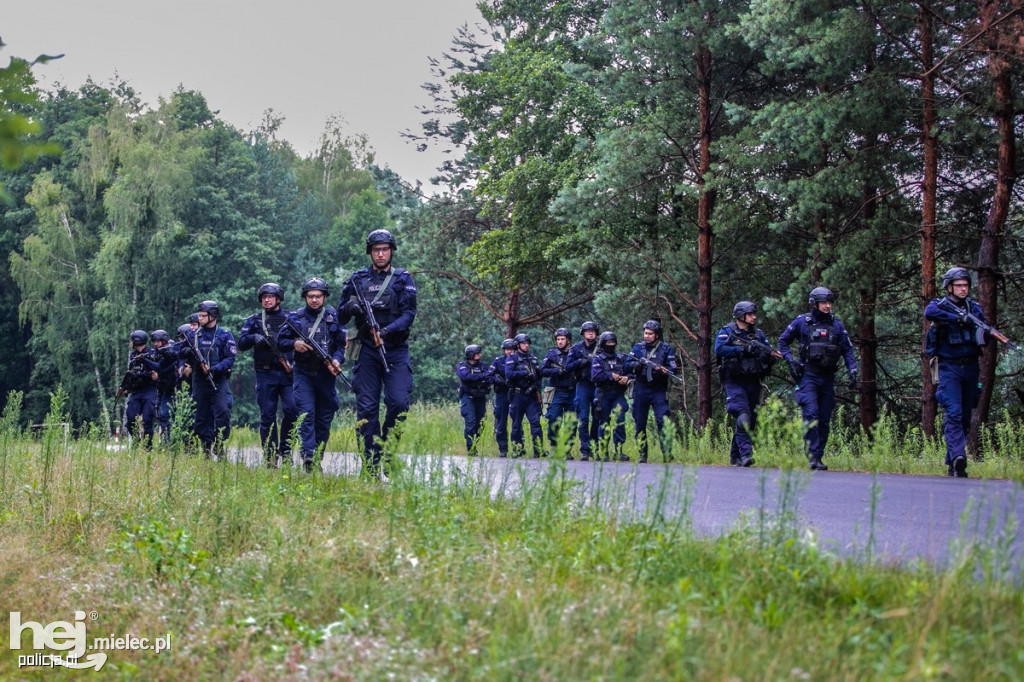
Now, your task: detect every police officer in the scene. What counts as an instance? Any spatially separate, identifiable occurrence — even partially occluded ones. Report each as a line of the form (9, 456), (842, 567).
(150, 329), (178, 443)
(490, 339), (516, 457)
(591, 331), (630, 461)
(456, 344), (491, 456)
(566, 321), (601, 461)
(175, 324), (194, 392)
(924, 267), (992, 478)
(778, 287), (858, 470)
(122, 330), (160, 448)
(714, 302), (776, 467)
(505, 333), (545, 458)
(338, 229), (417, 477)
(181, 301), (237, 458)
(541, 328), (576, 455)
(238, 283), (298, 468)
(625, 320), (679, 463)
(278, 277), (346, 472)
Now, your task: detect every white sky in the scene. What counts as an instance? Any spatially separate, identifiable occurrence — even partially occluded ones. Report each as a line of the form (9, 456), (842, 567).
(4, 0), (481, 187)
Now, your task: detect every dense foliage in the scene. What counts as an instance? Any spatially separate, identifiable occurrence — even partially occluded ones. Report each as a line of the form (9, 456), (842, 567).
(2, 1), (1022, 445)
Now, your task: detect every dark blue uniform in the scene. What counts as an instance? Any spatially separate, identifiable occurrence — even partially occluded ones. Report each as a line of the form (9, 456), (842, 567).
(152, 348), (178, 443)
(591, 350), (629, 460)
(456, 359), (491, 455)
(490, 353), (512, 457)
(277, 305), (346, 467)
(541, 345), (575, 452)
(714, 323), (775, 466)
(924, 296), (990, 473)
(778, 310), (857, 466)
(183, 325), (237, 455)
(624, 340), (678, 462)
(505, 350), (544, 457)
(238, 308), (298, 464)
(566, 338), (600, 460)
(338, 267), (417, 472)
(124, 348), (161, 447)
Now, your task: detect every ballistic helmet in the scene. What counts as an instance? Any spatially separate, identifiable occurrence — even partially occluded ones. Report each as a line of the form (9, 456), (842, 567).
(465, 344), (483, 360)
(257, 282), (285, 303)
(501, 339), (516, 350)
(942, 267), (971, 291)
(189, 313), (200, 324)
(733, 301), (757, 319)
(514, 333), (531, 345)
(554, 327), (571, 340)
(301, 277), (329, 297)
(366, 229), (397, 254)
(197, 300), (220, 319)
(808, 287), (835, 306)
(151, 329), (170, 343)
(580, 321), (599, 335)
(130, 329), (149, 346)
(643, 319), (663, 337)
(598, 331), (617, 349)
(177, 324), (192, 339)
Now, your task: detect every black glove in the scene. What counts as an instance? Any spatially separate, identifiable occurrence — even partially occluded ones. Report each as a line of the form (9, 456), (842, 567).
(848, 371), (859, 391)
(343, 299), (363, 317)
(742, 345), (757, 357)
(252, 333), (268, 348)
(788, 360), (804, 383)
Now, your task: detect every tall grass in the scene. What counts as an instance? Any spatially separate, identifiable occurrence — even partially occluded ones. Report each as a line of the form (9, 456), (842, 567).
(0, 390), (1022, 679)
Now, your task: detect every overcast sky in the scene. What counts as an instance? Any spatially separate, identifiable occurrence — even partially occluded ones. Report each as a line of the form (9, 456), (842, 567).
(5, 0), (481, 187)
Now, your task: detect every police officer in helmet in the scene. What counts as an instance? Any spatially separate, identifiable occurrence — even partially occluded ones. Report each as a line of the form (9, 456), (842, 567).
(490, 339), (516, 457)
(238, 282), (299, 468)
(277, 277), (347, 472)
(625, 319), (679, 463)
(505, 333), (545, 457)
(181, 301), (237, 458)
(566, 321), (601, 460)
(924, 267), (992, 478)
(778, 287), (857, 470)
(541, 328), (576, 456)
(456, 344), (491, 456)
(338, 230), (418, 477)
(122, 330), (161, 448)
(591, 331), (630, 461)
(714, 302), (777, 467)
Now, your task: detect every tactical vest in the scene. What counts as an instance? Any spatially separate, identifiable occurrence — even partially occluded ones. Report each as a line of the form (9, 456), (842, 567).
(718, 323), (773, 379)
(800, 315), (841, 371)
(507, 352), (540, 393)
(458, 362), (491, 398)
(595, 352), (627, 391)
(355, 268), (408, 345)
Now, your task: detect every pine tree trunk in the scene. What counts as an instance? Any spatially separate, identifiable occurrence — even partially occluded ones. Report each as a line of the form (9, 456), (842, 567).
(919, 3), (939, 436)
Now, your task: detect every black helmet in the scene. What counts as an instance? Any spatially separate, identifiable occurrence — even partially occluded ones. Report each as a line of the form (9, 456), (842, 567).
(130, 329), (149, 346)
(197, 300), (220, 319)
(643, 319), (662, 336)
(465, 344), (483, 360)
(942, 267), (971, 291)
(365, 229), (397, 254)
(514, 333), (531, 345)
(257, 282), (284, 303)
(554, 327), (571, 339)
(598, 331), (617, 349)
(301, 277), (329, 298)
(580, 321), (599, 335)
(177, 324), (192, 339)
(808, 287), (835, 306)
(151, 329), (170, 343)
(733, 301), (757, 319)
(501, 339), (516, 350)
(189, 312), (200, 324)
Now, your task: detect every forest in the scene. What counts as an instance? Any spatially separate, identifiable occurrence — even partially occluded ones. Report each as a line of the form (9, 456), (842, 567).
(1, 0), (1022, 444)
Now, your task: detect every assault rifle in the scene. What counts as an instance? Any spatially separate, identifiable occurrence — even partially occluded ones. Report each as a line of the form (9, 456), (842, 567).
(182, 331), (218, 392)
(262, 325), (293, 375)
(284, 318), (353, 390)
(635, 356), (685, 383)
(938, 298), (1024, 358)
(351, 282), (390, 374)
(737, 337), (784, 361)
(115, 351), (156, 401)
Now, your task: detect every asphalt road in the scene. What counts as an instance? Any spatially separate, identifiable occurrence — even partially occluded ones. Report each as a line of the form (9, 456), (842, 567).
(242, 449), (1024, 579)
